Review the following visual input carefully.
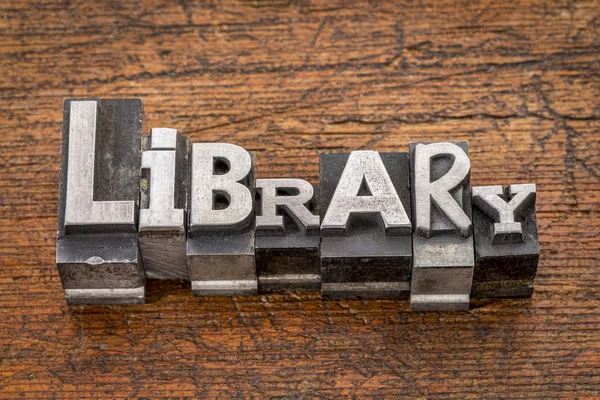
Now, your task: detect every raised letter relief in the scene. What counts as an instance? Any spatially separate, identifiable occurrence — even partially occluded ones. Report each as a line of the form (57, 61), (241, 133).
(139, 128), (190, 280)
(54, 98), (541, 309)
(187, 143), (257, 296)
(320, 151), (413, 299)
(472, 184), (540, 297)
(410, 142), (474, 311)
(56, 99), (145, 304)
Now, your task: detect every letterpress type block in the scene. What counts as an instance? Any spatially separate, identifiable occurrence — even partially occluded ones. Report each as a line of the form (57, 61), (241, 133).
(56, 99), (145, 304)
(187, 143), (257, 296)
(409, 141), (474, 311)
(319, 151), (412, 299)
(471, 184), (539, 297)
(139, 128), (190, 280)
(255, 179), (320, 292)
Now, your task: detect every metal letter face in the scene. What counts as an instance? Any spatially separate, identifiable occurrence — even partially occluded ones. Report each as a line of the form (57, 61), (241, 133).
(409, 142), (474, 311)
(56, 99), (145, 304)
(472, 184), (540, 297)
(255, 179), (320, 292)
(320, 151), (412, 299)
(139, 128), (190, 280)
(187, 143), (257, 296)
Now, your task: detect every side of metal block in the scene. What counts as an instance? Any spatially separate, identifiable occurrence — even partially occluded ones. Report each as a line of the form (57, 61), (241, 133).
(255, 179), (321, 292)
(139, 128), (190, 280)
(187, 143), (257, 296)
(319, 151), (412, 299)
(409, 141), (474, 311)
(56, 98), (145, 304)
(472, 184), (540, 297)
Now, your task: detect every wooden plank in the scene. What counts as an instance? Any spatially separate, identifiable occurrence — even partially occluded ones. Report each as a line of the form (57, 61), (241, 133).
(0, 0), (598, 397)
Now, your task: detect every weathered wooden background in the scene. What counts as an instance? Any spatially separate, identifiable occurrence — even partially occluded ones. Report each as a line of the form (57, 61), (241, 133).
(1, 0), (599, 398)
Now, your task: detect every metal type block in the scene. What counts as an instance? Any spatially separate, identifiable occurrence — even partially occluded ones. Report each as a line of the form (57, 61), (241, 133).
(319, 151), (412, 299)
(409, 141), (474, 311)
(139, 128), (190, 280)
(187, 143), (257, 296)
(56, 99), (145, 304)
(472, 184), (539, 297)
(255, 179), (320, 292)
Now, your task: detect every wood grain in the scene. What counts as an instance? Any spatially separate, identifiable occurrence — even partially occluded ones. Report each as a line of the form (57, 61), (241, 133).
(0, 0), (599, 398)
